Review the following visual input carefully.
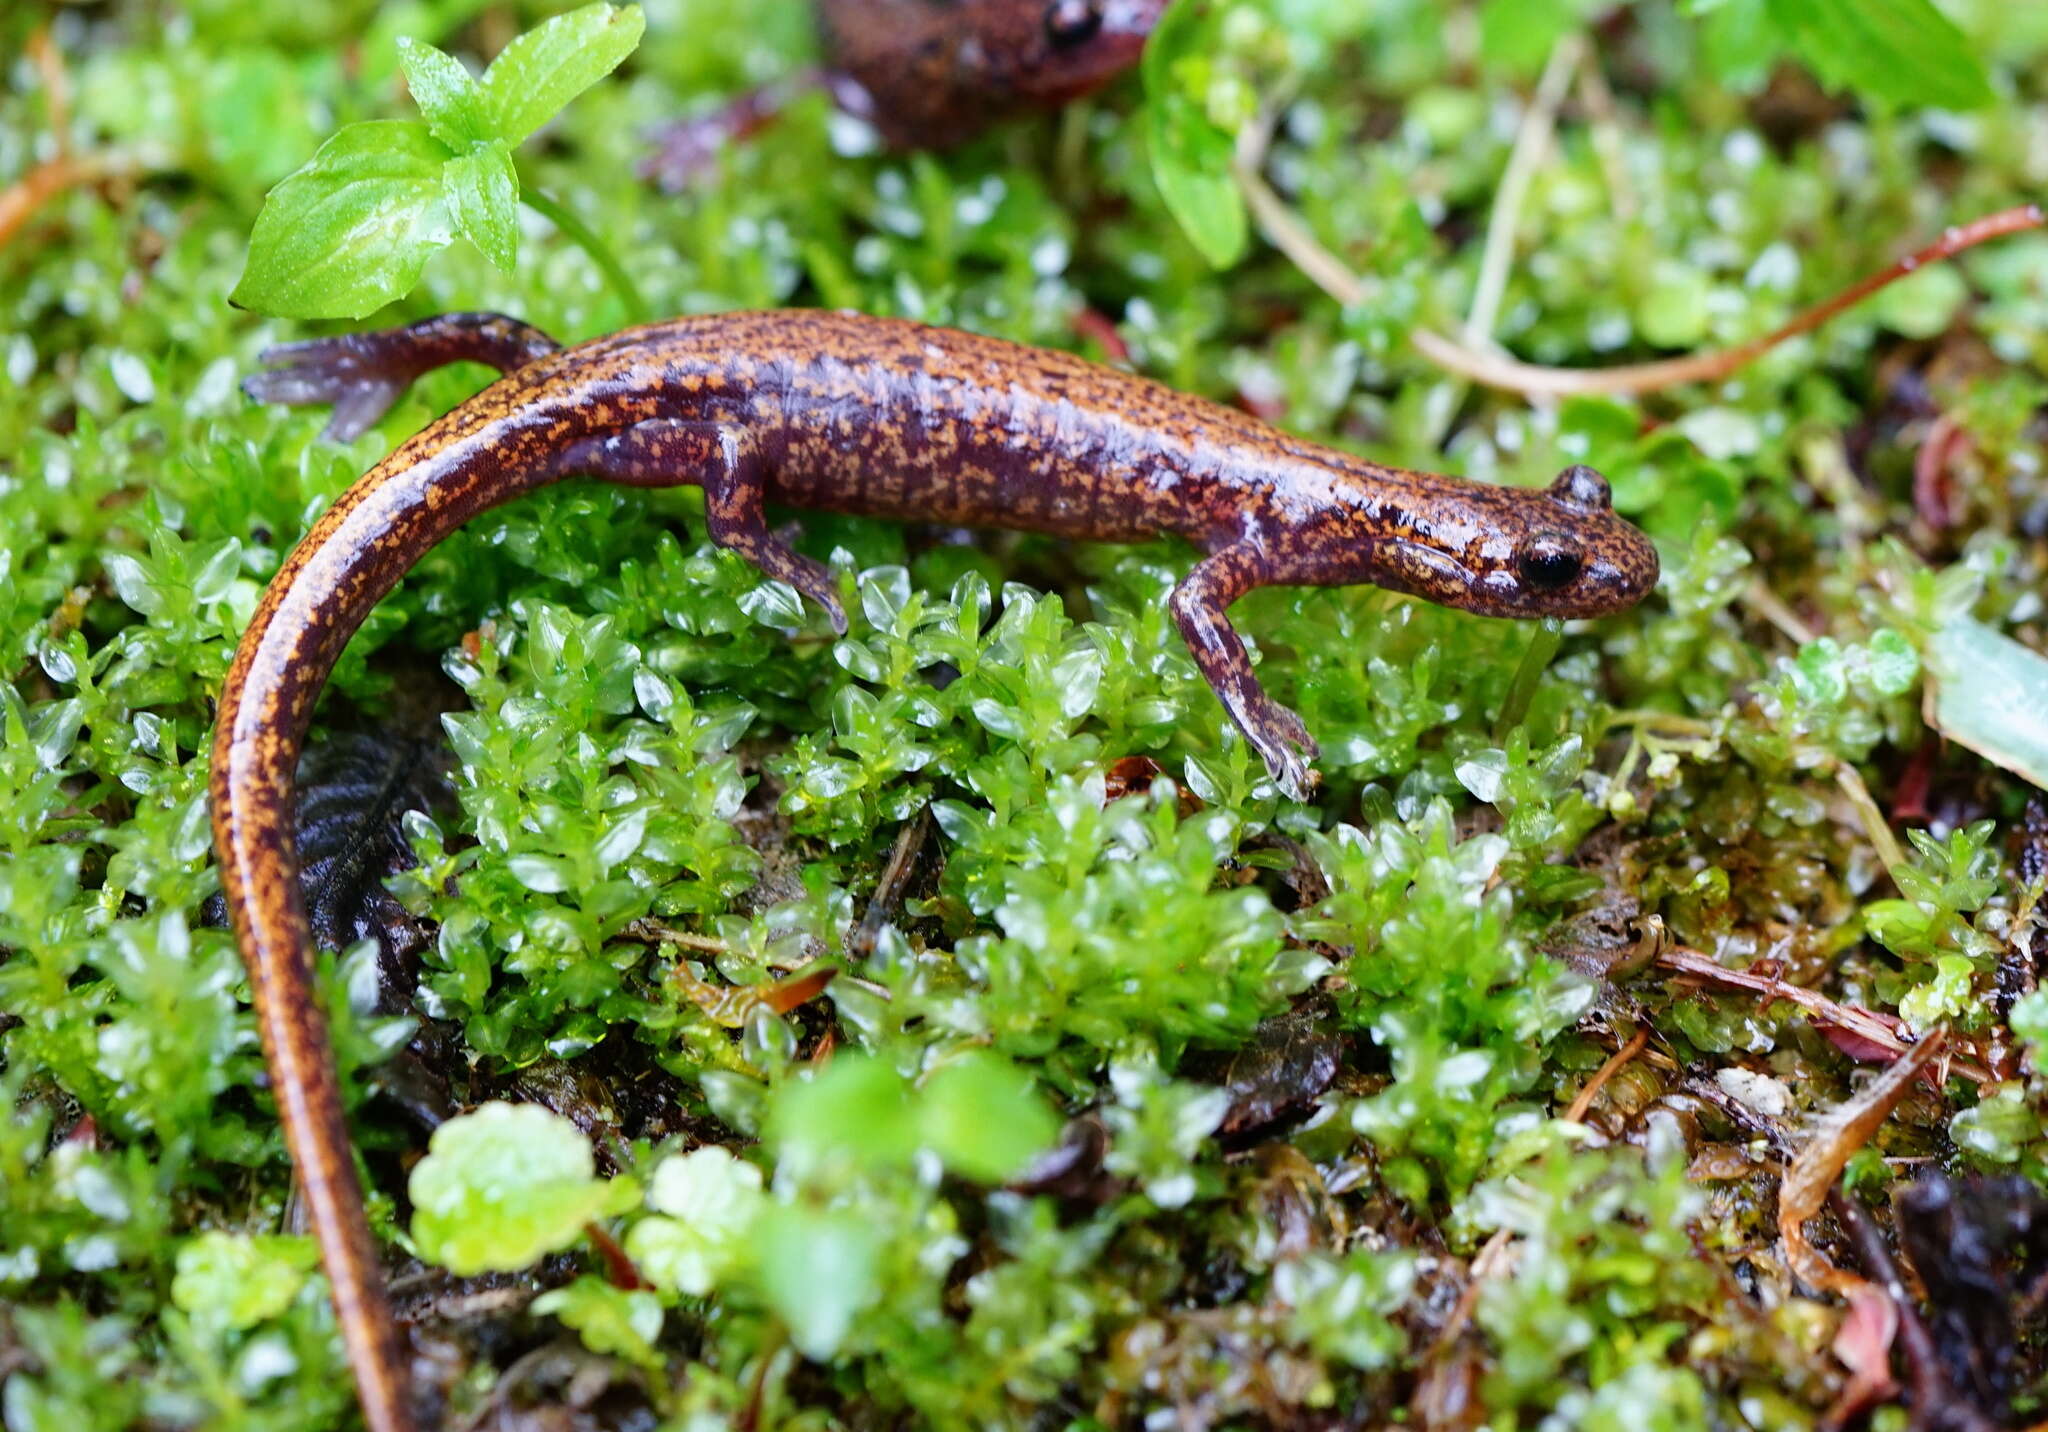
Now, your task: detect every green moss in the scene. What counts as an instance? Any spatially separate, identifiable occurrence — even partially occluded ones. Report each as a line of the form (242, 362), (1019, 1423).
(5, 0), (2048, 1425)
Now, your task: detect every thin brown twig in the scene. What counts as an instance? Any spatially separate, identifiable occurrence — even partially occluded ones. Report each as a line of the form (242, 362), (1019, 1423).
(1231, 95), (1370, 309)
(1654, 947), (1988, 1084)
(1781, 1028), (1948, 1296)
(1740, 579), (1817, 646)
(1411, 204), (2047, 397)
(1423, 1227), (1514, 1369)
(0, 154), (109, 250)
(1836, 763), (1909, 878)
(850, 804), (934, 959)
(1564, 1027), (1651, 1123)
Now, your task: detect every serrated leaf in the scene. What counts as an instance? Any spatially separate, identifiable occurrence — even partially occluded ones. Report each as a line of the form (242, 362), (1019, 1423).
(444, 140), (519, 272)
(478, 2), (646, 147)
(397, 37), (489, 148)
(625, 1148), (765, 1295)
(1863, 629), (1919, 698)
(532, 1276), (664, 1372)
(231, 120), (455, 320)
(408, 1102), (617, 1275)
(170, 1232), (318, 1333)
(1769, 0), (1994, 110)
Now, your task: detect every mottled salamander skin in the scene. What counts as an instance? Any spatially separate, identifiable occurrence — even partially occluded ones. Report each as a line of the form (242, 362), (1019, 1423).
(819, 0), (1164, 147)
(216, 307), (1657, 1432)
(643, 0), (1165, 186)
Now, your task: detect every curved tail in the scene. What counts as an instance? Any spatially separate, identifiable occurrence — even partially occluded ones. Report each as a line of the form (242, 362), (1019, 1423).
(209, 382), (613, 1432)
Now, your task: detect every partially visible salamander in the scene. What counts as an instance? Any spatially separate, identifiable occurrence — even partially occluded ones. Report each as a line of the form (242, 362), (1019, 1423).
(643, 0), (1165, 187)
(215, 308), (1658, 1432)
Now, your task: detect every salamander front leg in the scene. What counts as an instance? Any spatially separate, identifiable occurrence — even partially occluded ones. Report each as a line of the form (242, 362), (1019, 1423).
(703, 439), (848, 636)
(562, 421), (848, 635)
(1169, 549), (1320, 799)
(244, 313), (561, 441)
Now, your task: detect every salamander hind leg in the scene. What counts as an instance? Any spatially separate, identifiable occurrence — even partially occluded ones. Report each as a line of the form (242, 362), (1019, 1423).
(1169, 549), (1321, 800)
(244, 313), (561, 441)
(564, 420), (849, 635)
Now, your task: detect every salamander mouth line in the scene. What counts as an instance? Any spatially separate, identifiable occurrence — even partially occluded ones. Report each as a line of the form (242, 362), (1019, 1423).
(1385, 535), (1478, 588)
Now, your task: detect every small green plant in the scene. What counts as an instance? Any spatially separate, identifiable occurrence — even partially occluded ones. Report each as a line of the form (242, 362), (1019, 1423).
(232, 2), (646, 319)
(408, 1102), (639, 1274)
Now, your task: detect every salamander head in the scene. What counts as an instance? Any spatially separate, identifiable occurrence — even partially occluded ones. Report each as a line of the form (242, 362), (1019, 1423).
(974, 0), (1166, 107)
(1376, 465), (1660, 621)
(821, 0), (1162, 148)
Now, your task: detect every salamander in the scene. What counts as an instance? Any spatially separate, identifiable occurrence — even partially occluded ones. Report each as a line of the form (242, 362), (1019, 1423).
(643, 0), (1165, 187)
(214, 307), (1657, 1432)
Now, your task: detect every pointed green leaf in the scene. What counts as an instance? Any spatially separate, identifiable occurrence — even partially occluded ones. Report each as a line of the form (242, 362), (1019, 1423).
(1769, 0), (1994, 110)
(444, 139), (519, 271)
(231, 120), (455, 320)
(397, 37), (490, 148)
(478, 2), (646, 146)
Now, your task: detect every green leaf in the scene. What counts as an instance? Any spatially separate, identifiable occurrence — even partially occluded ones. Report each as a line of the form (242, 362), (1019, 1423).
(2014, 989), (2048, 1049)
(230, 120), (455, 320)
(1862, 629), (1920, 698)
(532, 1276), (664, 1372)
(1873, 263), (1969, 339)
(169, 1232), (318, 1333)
(623, 1147), (766, 1295)
(1685, 0), (1787, 89)
(408, 1102), (630, 1275)
(917, 1052), (1060, 1182)
(478, 2), (646, 147)
(1767, 0), (1995, 110)
(1140, 1), (1248, 270)
(396, 37), (489, 148)
(1926, 615), (2048, 792)
(767, 1056), (918, 1179)
(444, 140), (520, 272)
(756, 1204), (882, 1359)
(1479, 0), (1583, 75)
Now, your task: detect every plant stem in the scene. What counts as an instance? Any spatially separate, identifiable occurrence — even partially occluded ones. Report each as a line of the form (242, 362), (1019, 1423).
(1493, 619), (1563, 740)
(519, 182), (647, 321)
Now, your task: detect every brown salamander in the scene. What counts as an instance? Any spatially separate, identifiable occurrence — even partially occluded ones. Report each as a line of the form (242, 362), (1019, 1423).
(215, 308), (1657, 1432)
(643, 0), (1165, 187)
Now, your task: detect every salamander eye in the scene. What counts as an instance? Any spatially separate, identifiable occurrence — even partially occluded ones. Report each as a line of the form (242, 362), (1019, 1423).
(1044, 0), (1104, 47)
(1549, 464), (1612, 513)
(1518, 537), (1584, 591)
